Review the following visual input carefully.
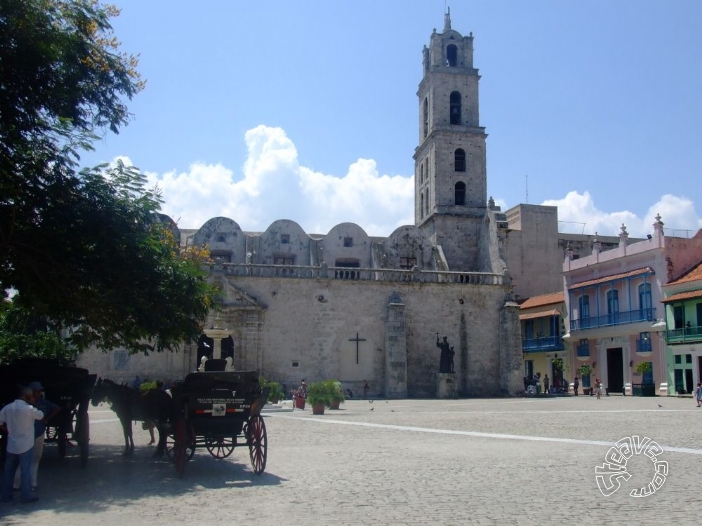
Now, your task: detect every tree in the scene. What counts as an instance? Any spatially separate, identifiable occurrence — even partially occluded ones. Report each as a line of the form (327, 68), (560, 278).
(0, 1), (214, 356)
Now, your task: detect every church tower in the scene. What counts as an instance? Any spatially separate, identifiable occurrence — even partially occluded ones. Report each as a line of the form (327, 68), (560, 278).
(414, 11), (488, 271)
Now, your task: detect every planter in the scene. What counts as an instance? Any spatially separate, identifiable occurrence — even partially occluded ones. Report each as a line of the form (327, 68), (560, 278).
(330, 398), (341, 410)
(270, 399), (279, 405)
(312, 402), (325, 415)
(295, 397), (306, 410)
(632, 383), (655, 397)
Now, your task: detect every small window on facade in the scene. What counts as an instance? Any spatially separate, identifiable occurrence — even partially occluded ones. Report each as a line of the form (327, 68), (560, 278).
(674, 355), (681, 364)
(454, 182), (466, 206)
(446, 44), (458, 67)
(455, 149), (466, 172)
(400, 257), (417, 269)
(217, 234), (226, 243)
(281, 234), (290, 244)
(291, 361), (300, 368)
(423, 98), (429, 139)
(450, 91), (461, 125)
(273, 256), (295, 265)
(686, 354), (693, 364)
(344, 237), (353, 247)
(572, 254), (580, 260)
(420, 163), (424, 184)
(420, 193), (424, 219)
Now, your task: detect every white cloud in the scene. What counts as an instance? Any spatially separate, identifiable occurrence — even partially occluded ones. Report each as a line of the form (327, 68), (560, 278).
(143, 125), (414, 235)
(126, 126), (702, 239)
(542, 191), (702, 238)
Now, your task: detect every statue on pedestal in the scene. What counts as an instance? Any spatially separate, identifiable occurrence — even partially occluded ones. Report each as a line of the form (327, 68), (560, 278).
(436, 335), (453, 373)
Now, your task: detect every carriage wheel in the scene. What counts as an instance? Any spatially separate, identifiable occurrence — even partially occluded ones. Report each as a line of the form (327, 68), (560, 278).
(174, 417), (188, 478)
(205, 437), (235, 459)
(166, 433), (195, 462)
(247, 415), (267, 475)
(76, 412), (90, 467)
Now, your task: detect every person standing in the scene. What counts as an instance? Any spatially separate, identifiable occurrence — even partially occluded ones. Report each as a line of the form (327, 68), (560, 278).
(696, 383), (702, 407)
(0, 386), (43, 504)
(14, 382), (60, 492)
(543, 374), (550, 394)
(363, 380), (370, 400)
(573, 377), (580, 396)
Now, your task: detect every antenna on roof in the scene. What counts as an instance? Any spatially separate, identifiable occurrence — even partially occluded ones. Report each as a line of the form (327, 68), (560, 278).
(526, 174), (528, 204)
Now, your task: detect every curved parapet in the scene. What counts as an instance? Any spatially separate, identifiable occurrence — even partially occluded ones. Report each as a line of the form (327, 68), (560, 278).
(192, 217), (246, 264)
(323, 223), (372, 269)
(258, 219), (313, 266)
(384, 225), (434, 270)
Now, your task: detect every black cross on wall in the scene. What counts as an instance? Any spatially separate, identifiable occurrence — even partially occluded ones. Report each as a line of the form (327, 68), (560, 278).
(349, 333), (367, 364)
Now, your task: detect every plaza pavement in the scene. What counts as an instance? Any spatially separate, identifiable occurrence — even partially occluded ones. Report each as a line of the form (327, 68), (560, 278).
(1, 394), (701, 525)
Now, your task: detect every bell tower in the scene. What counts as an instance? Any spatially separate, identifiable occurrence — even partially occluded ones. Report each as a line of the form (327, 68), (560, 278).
(414, 10), (488, 271)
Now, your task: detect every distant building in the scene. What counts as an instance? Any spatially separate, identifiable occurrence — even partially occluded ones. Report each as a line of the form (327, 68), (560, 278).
(661, 260), (702, 394)
(562, 216), (702, 396)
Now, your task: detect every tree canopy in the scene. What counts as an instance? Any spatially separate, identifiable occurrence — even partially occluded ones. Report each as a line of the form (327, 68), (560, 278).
(0, 0), (214, 356)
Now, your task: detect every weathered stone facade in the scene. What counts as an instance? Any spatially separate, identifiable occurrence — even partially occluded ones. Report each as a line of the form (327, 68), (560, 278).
(78, 13), (523, 398)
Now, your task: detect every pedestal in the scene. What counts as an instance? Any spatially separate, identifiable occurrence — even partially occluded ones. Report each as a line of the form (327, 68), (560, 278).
(436, 372), (458, 399)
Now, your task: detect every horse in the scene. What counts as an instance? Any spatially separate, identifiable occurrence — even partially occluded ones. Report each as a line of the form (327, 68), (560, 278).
(91, 378), (173, 457)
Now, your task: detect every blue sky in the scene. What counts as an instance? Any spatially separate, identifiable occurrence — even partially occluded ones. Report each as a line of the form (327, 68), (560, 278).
(85, 1), (702, 237)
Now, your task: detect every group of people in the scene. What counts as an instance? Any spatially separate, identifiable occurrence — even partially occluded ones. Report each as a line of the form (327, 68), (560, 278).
(1, 382), (61, 504)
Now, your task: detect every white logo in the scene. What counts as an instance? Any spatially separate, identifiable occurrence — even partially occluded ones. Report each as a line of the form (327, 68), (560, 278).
(595, 436), (668, 497)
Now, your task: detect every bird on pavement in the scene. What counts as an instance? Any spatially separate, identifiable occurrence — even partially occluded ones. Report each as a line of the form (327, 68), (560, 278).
(370, 407), (374, 411)
(368, 399), (374, 403)
(658, 404), (663, 408)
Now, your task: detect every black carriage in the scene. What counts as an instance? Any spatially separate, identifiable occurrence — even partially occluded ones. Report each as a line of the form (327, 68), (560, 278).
(0, 359), (97, 467)
(168, 370), (268, 477)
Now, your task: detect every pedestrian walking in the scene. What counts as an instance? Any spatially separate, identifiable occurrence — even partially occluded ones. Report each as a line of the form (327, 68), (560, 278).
(0, 386), (43, 504)
(13, 382), (60, 492)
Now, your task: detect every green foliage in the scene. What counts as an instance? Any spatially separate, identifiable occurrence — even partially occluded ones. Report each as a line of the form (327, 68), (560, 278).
(635, 361), (652, 375)
(579, 364), (593, 376)
(259, 376), (284, 402)
(0, 1), (215, 356)
(0, 301), (76, 364)
(306, 379), (345, 407)
(140, 381), (157, 391)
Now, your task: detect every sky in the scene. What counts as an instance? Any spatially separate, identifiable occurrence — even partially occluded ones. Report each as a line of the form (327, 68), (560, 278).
(83, 1), (702, 238)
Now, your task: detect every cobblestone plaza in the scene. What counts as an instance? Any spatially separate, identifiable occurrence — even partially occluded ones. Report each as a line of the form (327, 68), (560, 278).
(2, 395), (701, 525)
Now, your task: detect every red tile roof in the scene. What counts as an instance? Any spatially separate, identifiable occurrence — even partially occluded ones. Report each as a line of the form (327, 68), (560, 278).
(519, 292), (564, 309)
(666, 261), (702, 286)
(662, 290), (702, 303)
(568, 267), (654, 290)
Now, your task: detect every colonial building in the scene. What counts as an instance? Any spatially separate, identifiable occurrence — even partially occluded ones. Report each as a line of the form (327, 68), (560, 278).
(562, 216), (702, 396)
(78, 13), (523, 398)
(661, 260), (702, 394)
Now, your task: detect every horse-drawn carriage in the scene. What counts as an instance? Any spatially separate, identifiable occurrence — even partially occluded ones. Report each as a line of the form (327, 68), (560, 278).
(168, 370), (269, 478)
(0, 359), (97, 467)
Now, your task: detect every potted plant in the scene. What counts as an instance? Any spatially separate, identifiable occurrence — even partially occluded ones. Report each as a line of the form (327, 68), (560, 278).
(306, 380), (338, 415)
(258, 376), (285, 404)
(328, 380), (345, 410)
(634, 362), (655, 396)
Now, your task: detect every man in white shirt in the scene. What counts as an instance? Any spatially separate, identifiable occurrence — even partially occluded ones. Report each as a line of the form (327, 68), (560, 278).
(0, 386), (44, 504)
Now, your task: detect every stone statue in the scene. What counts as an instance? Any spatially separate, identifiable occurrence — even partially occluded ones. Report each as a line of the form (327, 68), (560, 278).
(225, 356), (234, 371)
(436, 335), (452, 373)
(198, 355), (208, 372)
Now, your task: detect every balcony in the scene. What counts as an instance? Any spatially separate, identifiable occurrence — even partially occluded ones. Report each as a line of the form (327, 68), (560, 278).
(636, 338), (653, 352)
(666, 325), (702, 345)
(570, 308), (656, 331)
(522, 335), (564, 353)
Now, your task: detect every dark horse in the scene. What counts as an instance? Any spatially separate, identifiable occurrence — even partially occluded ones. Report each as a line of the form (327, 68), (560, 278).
(91, 378), (173, 457)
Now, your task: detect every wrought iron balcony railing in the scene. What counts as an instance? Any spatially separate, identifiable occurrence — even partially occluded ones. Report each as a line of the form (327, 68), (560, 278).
(570, 308), (655, 331)
(666, 325), (702, 344)
(522, 335), (564, 353)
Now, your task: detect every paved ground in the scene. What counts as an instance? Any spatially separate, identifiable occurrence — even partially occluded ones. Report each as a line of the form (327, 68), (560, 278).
(1, 394), (701, 525)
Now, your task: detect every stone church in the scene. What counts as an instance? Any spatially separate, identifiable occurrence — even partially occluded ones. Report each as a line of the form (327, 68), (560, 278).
(79, 12), (523, 398)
